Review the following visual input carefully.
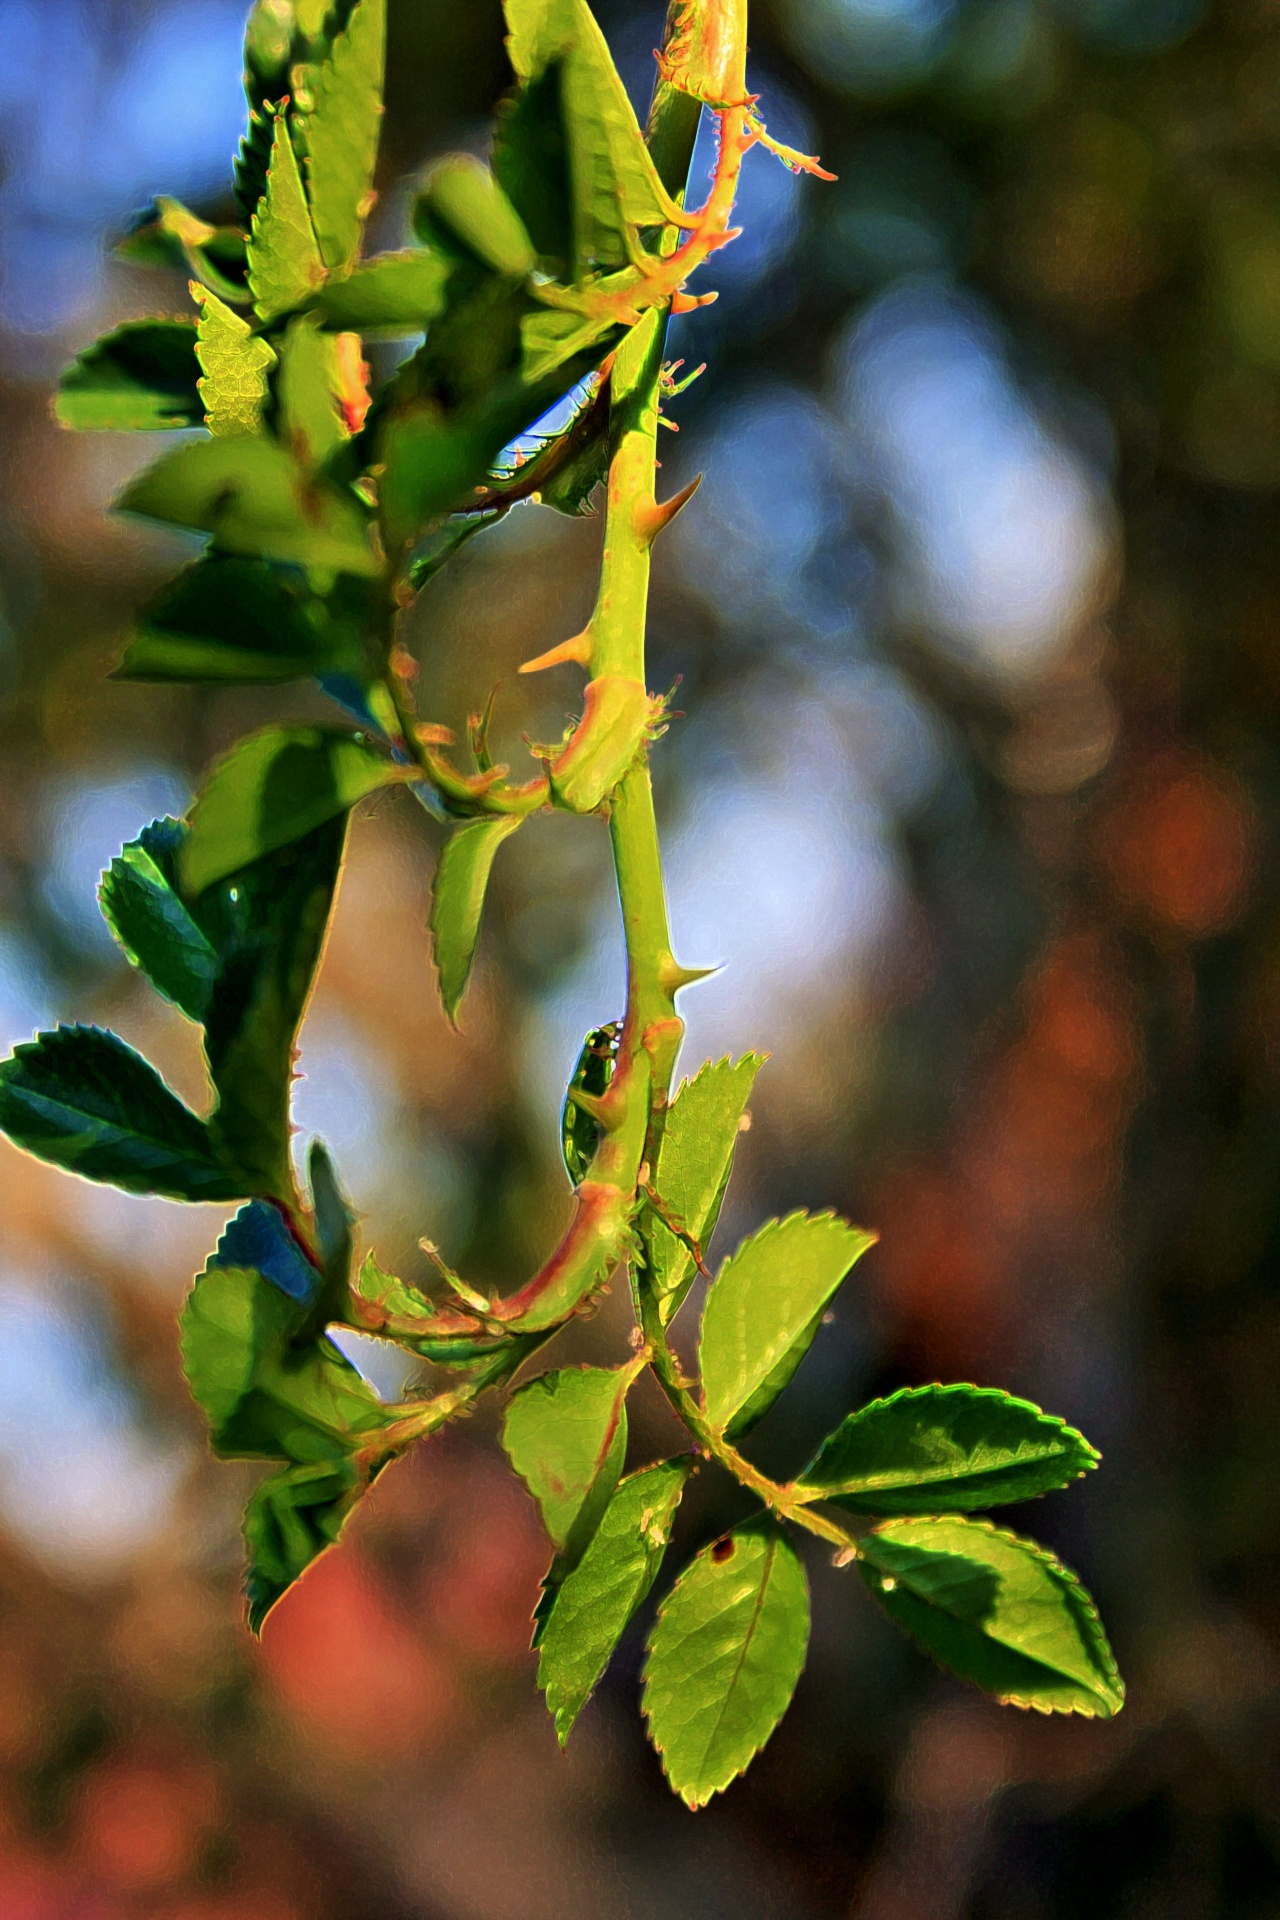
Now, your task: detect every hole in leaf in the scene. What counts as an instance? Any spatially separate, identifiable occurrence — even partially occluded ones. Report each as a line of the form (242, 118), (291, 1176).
(712, 1537), (735, 1563)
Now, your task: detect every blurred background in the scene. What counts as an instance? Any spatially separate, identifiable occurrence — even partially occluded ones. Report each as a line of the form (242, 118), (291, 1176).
(0, 0), (1276, 1912)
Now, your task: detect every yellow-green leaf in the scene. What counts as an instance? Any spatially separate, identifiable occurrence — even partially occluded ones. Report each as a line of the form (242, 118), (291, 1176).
(648, 1052), (765, 1324)
(429, 813), (523, 1025)
(192, 285), (275, 437)
(302, 0), (385, 271)
(248, 106), (326, 324)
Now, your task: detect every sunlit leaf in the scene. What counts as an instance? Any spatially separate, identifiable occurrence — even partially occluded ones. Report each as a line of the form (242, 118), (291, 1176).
(643, 1518), (809, 1808)
(54, 320), (202, 431)
(647, 1052), (764, 1324)
(116, 197), (250, 305)
(276, 313), (347, 465)
(314, 250), (450, 335)
(429, 813), (523, 1025)
(502, 1363), (632, 1556)
(193, 285), (276, 437)
(414, 156), (537, 278)
(300, 0), (385, 272)
(800, 1385), (1100, 1515)
(99, 818), (219, 1022)
(858, 1516), (1125, 1717)
(248, 106), (327, 324)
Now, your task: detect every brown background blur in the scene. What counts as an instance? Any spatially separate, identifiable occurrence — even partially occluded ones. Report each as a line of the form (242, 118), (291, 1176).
(0, 0), (1276, 1913)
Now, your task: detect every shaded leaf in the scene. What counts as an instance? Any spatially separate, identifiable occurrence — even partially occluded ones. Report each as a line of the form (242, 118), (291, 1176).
(800, 1385), (1100, 1516)
(493, 57), (573, 278)
(276, 313), (347, 465)
(116, 436), (378, 577)
(248, 106), (327, 323)
(211, 1199), (323, 1307)
(414, 156), (537, 278)
(537, 1457), (690, 1744)
(699, 1212), (875, 1438)
(99, 818), (219, 1021)
(301, 0), (385, 272)
(560, 1021), (619, 1186)
(309, 1139), (355, 1313)
(429, 813), (522, 1025)
(117, 556), (373, 687)
(116, 197), (250, 305)
(314, 249), (450, 334)
(244, 1457), (368, 1633)
(858, 1516), (1125, 1718)
(647, 1052), (764, 1325)
(0, 1025), (241, 1202)
(55, 320), (202, 431)
(643, 1519), (809, 1808)
(193, 284), (276, 436)
(181, 726), (401, 892)
(502, 1363), (632, 1556)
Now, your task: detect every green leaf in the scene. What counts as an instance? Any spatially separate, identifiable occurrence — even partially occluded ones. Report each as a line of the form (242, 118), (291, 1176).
(504, 0), (675, 277)
(502, 1363), (633, 1557)
(200, 816), (348, 1197)
(0, 1025), (242, 1202)
(493, 58), (574, 278)
(243, 1457), (368, 1633)
(537, 1457), (690, 1744)
(799, 1386), (1100, 1516)
(235, 106), (277, 228)
(117, 556), (373, 686)
(248, 106), (327, 324)
(647, 1052), (764, 1325)
(309, 1139), (354, 1313)
(181, 725), (401, 893)
(192, 285), (276, 437)
(116, 436), (378, 577)
(642, 1519), (810, 1808)
(55, 320), (202, 431)
(353, 1252), (513, 1365)
(429, 813), (522, 1025)
(99, 819), (219, 1022)
(699, 1212), (875, 1439)
(116, 198), (250, 306)
(300, 0), (385, 272)
(414, 156), (537, 278)
(180, 1258), (390, 1463)
(560, 1021), (619, 1186)
(858, 1517), (1125, 1718)
(276, 313), (347, 466)
(313, 250), (451, 335)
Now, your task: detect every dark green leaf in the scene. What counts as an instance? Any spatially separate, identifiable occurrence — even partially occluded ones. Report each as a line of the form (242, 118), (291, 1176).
(244, 1456), (369, 1633)
(493, 58), (573, 278)
(247, 106), (327, 324)
(116, 436), (379, 577)
(647, 1052), (764, 1325)
(313, 250), (450, 334)
(117, 556), (373, 687)
(99, 818), (218, 1022)
(211, 1199), (324, 1309)
(699, 1212), (875, 1439)
(799, 1385), (1100, 1516)
(502, 1362), (633, 1557)
(300, 0), (385, 272)
(193, 285), (276, 437)
(235, 106), (277, 228)
(537, 1457), (689, 1744)
(0, 1025), (242, 1202)
(414, 156), (537, 278)
(429, 813), (522, 1025)
(55, 320), (202, 432)
(181, 725), (401, 893)
(643, 1519), (810, 1808)
(116, 198), (250, 305)
(560, 1021), (619, 1185)
(309, 1139), (354, 1315)
(858, 1516), (1125, 1717)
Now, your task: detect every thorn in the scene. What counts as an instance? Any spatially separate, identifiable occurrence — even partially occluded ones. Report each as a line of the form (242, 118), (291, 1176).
(415, 721), (456, 745)
(637, 474), (703, 543)
(659, 955), (721, 995)
(420, 1240), (491, 1316)
(671, 289), (718, 315)
(519, 628), (592, 675)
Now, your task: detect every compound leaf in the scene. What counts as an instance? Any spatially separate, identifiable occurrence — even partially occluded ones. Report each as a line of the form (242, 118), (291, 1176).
(647, 1052), (764, 1325)
(800, 1386), (1100, 1516)
(248, 106), (327, 323)
(181, 725), (401, 892)
(0, 1025), (242, 1202)
(502, 1362), (633, 1557)
(55, 320), (202, 431)
(537, 1456), (690, 1744)
(699, 1212), (875, 1439)
(117, 556), (372, 686)
(429, 813), (522, 1025)
(301, 0), (385, 272)
(858, 1516), (1124, 1718)
(99, 818), (219, 1022)
(314, 249), (450, 334)
(192, 285), (276, 436)
(643, 1518), (809, 1808)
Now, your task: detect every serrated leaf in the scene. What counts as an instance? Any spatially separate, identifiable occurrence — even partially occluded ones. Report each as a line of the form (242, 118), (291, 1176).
(648, 1053), (764, 1325)
(429, 813), (522, 1025)
(99, 818), (219, 1022)
(493, 58), (573, 278)
(117, 556), (373, 686)
(504, 0), (674, 278)
(0, 1025), (242, 1202)
(235, 106), (277, 228)
(537, 1457), (689, 1744)
(353, 1252), (513, 1365)
(699, 1212), (875, 1439)
(313, 249), (450, 334)
(116, 436), (378, 577)
(800, 1386), (1100, 1516)
(642, 1518), (809, 1808)
(301, 0), (385, 272)
(55, 320), (202, 431)
(179, 1258), (390, 1463)
(414, 156), (536, 278)
(181, 725), (401, 893)
(191, 285), (276, 437)
(276, 313), (347, 465)
(211, 1198), (324, 1307)
(858, 1516), (1125, 1718)
(502, 1363), (632, 1557)
(248, 106), (327, 323)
